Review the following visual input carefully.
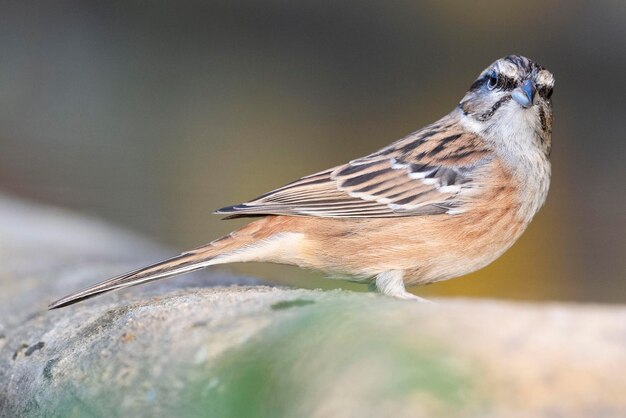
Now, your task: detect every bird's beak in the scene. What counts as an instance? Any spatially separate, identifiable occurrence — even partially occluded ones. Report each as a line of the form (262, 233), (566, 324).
(511, 80), (536, 108)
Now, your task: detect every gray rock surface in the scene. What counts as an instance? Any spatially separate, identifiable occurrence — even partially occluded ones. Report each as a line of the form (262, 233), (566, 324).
(1, 193), (625, 418)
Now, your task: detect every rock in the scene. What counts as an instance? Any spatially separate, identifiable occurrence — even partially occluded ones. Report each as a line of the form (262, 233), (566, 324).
(0, 193), (625, 418)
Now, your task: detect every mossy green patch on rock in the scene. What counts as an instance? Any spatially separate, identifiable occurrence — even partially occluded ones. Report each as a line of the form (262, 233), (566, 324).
(183, 300), (482, 418)
(270, 298), (316, 310)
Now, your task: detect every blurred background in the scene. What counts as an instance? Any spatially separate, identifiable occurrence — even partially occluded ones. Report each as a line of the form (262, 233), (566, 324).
(0, 0), (624, 303)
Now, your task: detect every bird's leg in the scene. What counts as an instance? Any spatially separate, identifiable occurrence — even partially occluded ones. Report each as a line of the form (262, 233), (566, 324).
(374, 270), (432, 302)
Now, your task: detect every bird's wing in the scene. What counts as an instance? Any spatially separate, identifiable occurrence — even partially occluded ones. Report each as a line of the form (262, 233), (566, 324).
(216, 120), (492, 218)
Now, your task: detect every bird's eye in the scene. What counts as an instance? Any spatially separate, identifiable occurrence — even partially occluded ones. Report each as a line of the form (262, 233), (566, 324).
(546, 87), (553, 99)
(487, 72), (498, 90)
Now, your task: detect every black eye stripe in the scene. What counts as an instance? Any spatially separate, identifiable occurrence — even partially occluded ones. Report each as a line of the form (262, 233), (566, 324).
(469, 72), (518, 92)
(537, 85), (553, 99)
(498, 75), (516, 91)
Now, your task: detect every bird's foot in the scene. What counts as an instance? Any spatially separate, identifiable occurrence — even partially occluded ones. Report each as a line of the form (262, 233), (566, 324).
(374, 270), (433, 303)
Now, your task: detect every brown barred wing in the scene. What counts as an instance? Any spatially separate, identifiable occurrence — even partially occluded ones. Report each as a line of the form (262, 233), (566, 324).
(215, 126), (491, 219)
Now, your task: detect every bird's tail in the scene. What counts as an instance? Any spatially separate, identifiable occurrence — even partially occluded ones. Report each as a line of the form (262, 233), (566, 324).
(48, 217), (285, 309)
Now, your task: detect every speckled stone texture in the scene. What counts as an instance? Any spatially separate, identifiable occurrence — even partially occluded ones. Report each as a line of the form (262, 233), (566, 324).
(1, 193), (625, 418)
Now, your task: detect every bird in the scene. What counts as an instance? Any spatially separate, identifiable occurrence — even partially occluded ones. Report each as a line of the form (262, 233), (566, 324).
(49, 55), (554, 309)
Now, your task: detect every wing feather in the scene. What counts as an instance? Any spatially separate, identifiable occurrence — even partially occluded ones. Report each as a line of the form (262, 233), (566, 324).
(216, 116), (492, 219)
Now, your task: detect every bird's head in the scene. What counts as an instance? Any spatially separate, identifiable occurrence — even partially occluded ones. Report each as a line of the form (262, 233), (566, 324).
(459, 55), (555, 157)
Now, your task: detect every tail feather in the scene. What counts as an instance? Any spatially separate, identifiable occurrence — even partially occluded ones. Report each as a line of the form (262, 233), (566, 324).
(48, 216), (297, 309)
(48, 250), (219, 309)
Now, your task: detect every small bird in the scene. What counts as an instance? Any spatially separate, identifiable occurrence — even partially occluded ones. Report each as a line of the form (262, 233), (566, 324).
(49, 55), (554, 309)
